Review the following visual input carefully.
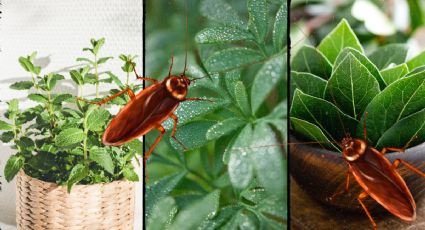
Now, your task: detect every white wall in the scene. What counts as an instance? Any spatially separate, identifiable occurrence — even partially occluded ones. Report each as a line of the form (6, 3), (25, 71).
(0, 1), (143, 229)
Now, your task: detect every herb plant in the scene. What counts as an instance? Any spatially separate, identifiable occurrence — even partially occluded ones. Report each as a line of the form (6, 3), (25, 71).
(1, 39), (142, 192)
(146, 0), (286, 229)
(291, 19), (425, 151)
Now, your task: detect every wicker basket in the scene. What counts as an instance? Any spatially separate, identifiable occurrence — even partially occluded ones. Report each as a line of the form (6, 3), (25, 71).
(16, 170), (135, 230)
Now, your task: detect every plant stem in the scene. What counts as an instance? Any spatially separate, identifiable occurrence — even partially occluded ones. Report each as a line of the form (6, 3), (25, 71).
(83, 113), (89, 160)
(126, 72), (129, 86)
(46, 90), (56, 136)
(94, 54), (99, 98)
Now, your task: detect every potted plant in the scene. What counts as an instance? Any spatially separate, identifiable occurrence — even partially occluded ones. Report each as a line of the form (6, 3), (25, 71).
(0, 38), (142, 229)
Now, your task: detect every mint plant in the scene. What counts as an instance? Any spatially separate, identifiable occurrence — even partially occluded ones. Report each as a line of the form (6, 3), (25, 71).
(291, 19), (425, 151)
(1, 39), (142, 192)
(146, 0), (287, 229)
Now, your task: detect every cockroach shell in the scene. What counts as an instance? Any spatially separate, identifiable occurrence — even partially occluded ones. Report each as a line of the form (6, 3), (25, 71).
(290, 134), (425, 212)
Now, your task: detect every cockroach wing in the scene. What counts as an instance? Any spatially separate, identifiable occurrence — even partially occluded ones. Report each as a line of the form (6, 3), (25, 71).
(349, 148), (416, 221)
(102, 83), (180, 146)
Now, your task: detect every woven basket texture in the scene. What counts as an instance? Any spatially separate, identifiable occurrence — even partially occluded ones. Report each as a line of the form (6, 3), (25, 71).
(16, 170), (135, 230)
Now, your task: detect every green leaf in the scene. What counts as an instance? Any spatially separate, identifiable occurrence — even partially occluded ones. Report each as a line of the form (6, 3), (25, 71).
(76, 57), (95, 65)
(224, 70), (241, 100)
(28, 94), (48, 104)
(47, 73), (64, 90)
(67, 163), (89, 193)
(86, 107), (110, 131)
(124, 139), (143, 155)
(251, 53), (286, 113)
(8, 99), (19, 113)
(380, 63), (408, 85)
(0, 131), (14, 143)
(4, 155), (24, 182)
(291, 89), (358, 142)
(291, 45), (332, 79)
(235, 81), (252, 116)
(205, 48), (263, 72)
(199, 206), (241, 230)
(206, 118), (246, 140)
(93, 38), (105, 55)
(123, 167), (139, 181)
(317, 19), (363, 63)
(358, 71), (425, 144)
(407, 0), (425, 32)
(200, 0), (246, 29)
(273, 3), (287, 51)
(106, 72), (124, 88)
(16, 136), (35, 150)
(97, 57), (112, 65)
(325, 53), (380, 119)
(146, 172), (186, 218)
(27, 152), (55, 172)
(89, 146), (114, 174)
(368, 44), (408, 70)
(18, 57), (35, 72)
(290, 71), (326, 99)
(56, 128), (85, 147)
(196, 27), (254, 44)
(170, 190), (220, 229)
(70, 70), (84, 85)
(0, 120), (13, 130)
(10, 81), (33, 90)
(248, 0), (268, 42)
(170, 120), (216, 151)
(406, 51), (425, 71)
(52, 94), (73, 104)
(147, 197), (177, 230)
(291, 117), (339, 151)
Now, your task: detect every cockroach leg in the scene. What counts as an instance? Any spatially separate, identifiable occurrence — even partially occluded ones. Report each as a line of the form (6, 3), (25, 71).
(133, 65), (158, 83)
(144, 125), (166, 168)
(358, 191), (377, 230)
(170, 113), (188, 151)
(392, 159), (425, 178)
(77, 87), (136, 105)
(329, 169), (351, 200)
(185, 97), (214, 102)
(380, 147), (405, 155)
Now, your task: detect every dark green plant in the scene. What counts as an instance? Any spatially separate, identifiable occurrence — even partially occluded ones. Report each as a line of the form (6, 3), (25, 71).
(146, 0), (287, 229)
(1, 39), (142, 192)
(291, 19), (425, 151)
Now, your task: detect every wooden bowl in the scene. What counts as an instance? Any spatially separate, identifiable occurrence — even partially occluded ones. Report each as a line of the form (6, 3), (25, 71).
(290, 134), (425, 213)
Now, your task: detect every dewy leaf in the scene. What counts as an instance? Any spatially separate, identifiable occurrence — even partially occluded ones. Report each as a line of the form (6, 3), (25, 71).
(200, 0), (246, 29)
(195, 27), (255, 44)
(67, 163), (89, 193)
(0, 120), (13, 131)
(89, 146), (114, 174)
(290, 71), (327, 99)
(406, 51), (425, 71)
(170, 120), (216, 152)
(317, 19), (363, 63)
(147, 197), (177, 230)
(273, 2), (287, 51)
(206, 118), (247, 141)
(248, 0), (268, 42)
(205, 48), (264, 72)
(170, 190), (220, 230)
(251, 53), (286, 113)
(368, 44), (408, 70)
(55, 128), (85, 147)
(146, 171), (186, 218)
(376, 108), (425, 149)
(291, 89), (358, 142)
(380, 63), (408, 85)
(10, 81), (33, 90)
(325, 53), (380, 119)
(235, 81), (252, 116)
(334, 47), (385, 89)
(358, 71), (425, 145)
(291, 45), (332, 79)
(199, 206), (241, 230)
(4, 155), (24, 182)
(291, 117), (339, 151)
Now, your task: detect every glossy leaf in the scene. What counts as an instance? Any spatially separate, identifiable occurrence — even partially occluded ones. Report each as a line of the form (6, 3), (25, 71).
(205, 48), (264, 72)
(368, 44), (408, 69)
(291, 45), (332, 79)
(290, 71), (326, 99)
(380, 63), (408, 85)
(406, 51), (425, 71)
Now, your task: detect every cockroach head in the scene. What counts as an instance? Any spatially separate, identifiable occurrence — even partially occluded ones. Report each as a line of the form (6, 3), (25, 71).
(341, 138), (367, 162)
(165, 75), (189, 100)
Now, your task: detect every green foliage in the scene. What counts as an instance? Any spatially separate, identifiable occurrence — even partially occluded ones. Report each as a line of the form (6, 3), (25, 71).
(146, 0), (286, 228)
(1, 40), (142, 192)
(291, 19), (425, 150)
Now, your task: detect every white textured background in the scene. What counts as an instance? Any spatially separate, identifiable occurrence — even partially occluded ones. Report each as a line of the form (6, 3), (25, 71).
(0, 1), (143, 229)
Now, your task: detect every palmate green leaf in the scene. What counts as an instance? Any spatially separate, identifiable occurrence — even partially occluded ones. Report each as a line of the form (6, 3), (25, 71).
(368, 44), (408, 70)
(257, 196), (287, 226)
(147, 197), (177, 230)
(251, 53), (286, 113)
(290, 117), (339, 151)
(170, 120), (216, 151)
(358, 71), (425, 145)
(4, 155), (24, 182)
(380, 63), (408, 85)
(0, 120), (13, 130)
(206, 118), (246, 141)
(290, 71), (326, 99)
(291, 89), (358, 142)
(169, 190), (220, 229)
(199, 206), (241, 230)
(376, 108), (425, 149)
(86, 107), (110, 131)
(291, 45), (332, 79)
(196, 27), (255, 44)
(200, 0), (246, 29)
(406, 51), (425, 71)
(224, 70), (241, 100)
(146, 171), (187, 218)
(67, 163), (89, 193)
(248, 0), (268, 42)
(28, 94), (48, 104)
(273, 2), (287, 52)
(55, 128), (85, 147)
(317, 19), (363, 64)
(325, 53), (380, 119)
(10, 81), (34, 90)
(235, 81), (252, 116)
(89, 146), (114, 174)
(205, 48), (264, 72)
